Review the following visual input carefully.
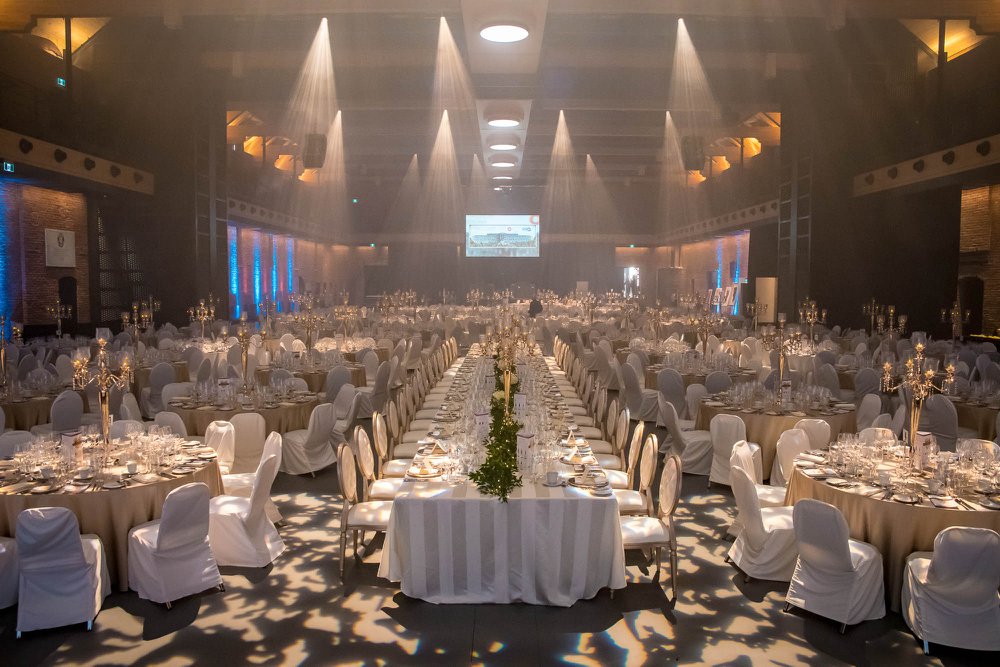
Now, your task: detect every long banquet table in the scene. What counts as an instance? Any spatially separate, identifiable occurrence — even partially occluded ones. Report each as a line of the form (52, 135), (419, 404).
(379, 481), (626, 606)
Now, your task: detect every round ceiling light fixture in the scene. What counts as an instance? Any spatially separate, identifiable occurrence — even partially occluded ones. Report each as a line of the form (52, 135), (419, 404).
(480, 23), (529, 43)
(492, 175), (513, 180)
(490, 156), (517, 168)
(488, 135), (520, 151)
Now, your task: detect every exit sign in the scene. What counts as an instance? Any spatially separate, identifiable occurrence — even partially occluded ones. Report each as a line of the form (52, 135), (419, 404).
(2, 161), (13, 173)
(55, 77), (67, 87)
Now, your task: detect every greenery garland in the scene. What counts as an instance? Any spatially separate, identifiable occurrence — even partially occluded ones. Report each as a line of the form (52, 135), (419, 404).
(468, 360), (523, 502)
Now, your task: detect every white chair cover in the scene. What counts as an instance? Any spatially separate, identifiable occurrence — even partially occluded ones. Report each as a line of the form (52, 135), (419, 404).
(786, 499), (885, 626)
(902, 527), (1000, 651)
(161, 382), (193, 407)
(794, 419), (831, 450)
(621, 363), (658, 422)
(205, 420), (235, 474)
(230, 412), (266, 474)
(323, 366), (352, 403)
(0, 536), (16, 609)
(770, 428), (811, 487)
(704, 371), (732, 394)
(127, 482), (223, 604)
(223, 431), (283, 523)
(728, 467), (797, 582)
(51, 389), (84, 435)
(15, 507), (110, 634)
(208, 453), (285, 567)
(154, 411), (189, 437)
(855, 393), (881, 431)
(920, 394), (958, 451)
(119, 392), (144, 422)
(709, 413), (747, 485)
(0, 430), (32, 458)
(659, 394), (712, 475)
(281, 403), (338, 475)
(685, 384), (708, 422)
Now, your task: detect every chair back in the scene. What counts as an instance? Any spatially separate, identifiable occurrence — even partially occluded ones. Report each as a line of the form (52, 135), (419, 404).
(362, 349), (380, 380)
(657, 368), (686, 417)
(776, 428), (811, 483)
(685, 384), (707, 421)
(16, 507), (86, 572)
(658, 454), (683, 519)
(710, 413), (746, 455)
(247, 454), (280, 528)
(624, 421), (645, 482)
(196, 358), (213, 383)
(54, 355), (74, 383)
(924, 527), (1000, 612)
(161, 382), (192, 406)
(730, 467), (766, 547)
(816, 363), (841, 396)
(921, 394), (958, 451)
(355, 426), (376, 491)
(0, 430), (32, 458)
(853, 368), (880, 399)
(372, 412), (389, 461)
(230, 412), (266, 474)
(50, 390), (84, 434)
(858, 427), (895, 445)
(149, 362), (175, 396)
(205, 420), (236, 471)
(109, 419), (145, 440)
(793, 418), (831, 450)
(157, 482), (210, 552)
(793, 498), (854, 573)
(262, 431), (282, 470)
(332, 384), (357, 420)
(637, 433), (658, 494)
(324, 366), (352, 403)
(855, 393), (881, 431)
(704, 371), (732, 394)
(154, 411), (189, 437)
(337, 443), (359, 505)
(620, 363), (644, 416)
(730, 440), (763, 484)
(658, 395), (686, 452)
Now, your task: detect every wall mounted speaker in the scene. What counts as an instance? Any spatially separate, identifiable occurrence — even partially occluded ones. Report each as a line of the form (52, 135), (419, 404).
(302, 134), (327, 169)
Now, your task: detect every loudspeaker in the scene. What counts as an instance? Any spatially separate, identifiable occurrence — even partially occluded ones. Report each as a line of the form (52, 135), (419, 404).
(302, 133), (327, 169)
(680, 135), (704, 171)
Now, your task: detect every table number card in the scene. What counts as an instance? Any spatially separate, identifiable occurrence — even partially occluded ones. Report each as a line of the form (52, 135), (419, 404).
(514, 392), (527, 416)
(475, 411), (489, 440)
(517, 431), (535, 473)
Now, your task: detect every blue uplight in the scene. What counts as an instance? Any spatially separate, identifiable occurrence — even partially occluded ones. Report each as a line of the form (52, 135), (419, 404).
(228, 225), (240, 318)
(253, 233), (262, 310)
(271, 236), (278, 305)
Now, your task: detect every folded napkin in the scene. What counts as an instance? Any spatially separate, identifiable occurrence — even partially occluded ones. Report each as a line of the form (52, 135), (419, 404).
(796, 454), (826, 463)
(929, 496), (959, 509)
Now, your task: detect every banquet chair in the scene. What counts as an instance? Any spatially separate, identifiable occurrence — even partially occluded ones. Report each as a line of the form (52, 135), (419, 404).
(730, 441), (786, 536)
(54, 355), (74, 383)
(337, 443), (393, 580)
(793, 419), (831, 450)
(362, 350), (380, 385)
(119, 392), (145, 422)
(372, 410), (410, 478)
(109, 419), (146, 440)
(229, 412), (267, 474)
(613, 433), (658, 515)
(270, 368), (293, 384)
(785, 499), (885, 632)
(279, 334), (296, 352)
(919, 394), (963, 451)
(17, 355), (37, 381)
(31, 390), (85, 437)
(141, 362), (175, 418)
(161, 382), (193, 407)
(195, 358), (213, 384)
(127, 482), (224, 608)
(657, 368), (691, 429)
(685, 384), (708, 423)
(727, 467), (798, 582)
(223, 431), (283, 523)
(625, 352), (645, 386)
(660, 395), (712, 475)
(154, 411), (192, 438)
(355, 426), (405, 501)
(323, 366), (353, 403)
(356, 361), (391, 415)
(0, 535), (16, 609)
(902, 527), (1000, 654)
(15, 507), (110, 637)
(281, 403), (337, 476)
(204, 420), (235, 474)
(704, 371), (732, 394)
(0, 430), (32, 458)
(769, 428), (812, 487)
(287, 377), (309, 393)
(708, 413), (749, 486)
(332, 393), (364, 446)
(208, 453), (285, 567)
(870, 413), (891, 431)
(620, 363), (659, 423)
(858, 427), (895, 445)
(619, 454), (682, 598)
(855, 394), (882, 431)
(605, 421), (644, 490)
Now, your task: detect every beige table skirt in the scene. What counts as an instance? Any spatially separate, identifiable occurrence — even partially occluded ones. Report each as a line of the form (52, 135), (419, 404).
(0, 461), (222, 591)
(785, 467), (1000, 611)
(256, 366), (366, 392)
(343, 347), (390, 364)
(166, 399), (318, 436)
(953, 401), (999, 441)
(1, 396), (56, 431)
(696, 405), (856, 480)
(645, 368), (757, 391)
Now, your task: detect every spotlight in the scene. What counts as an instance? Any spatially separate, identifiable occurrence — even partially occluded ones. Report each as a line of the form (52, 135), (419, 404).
(480, 24), (529, 43)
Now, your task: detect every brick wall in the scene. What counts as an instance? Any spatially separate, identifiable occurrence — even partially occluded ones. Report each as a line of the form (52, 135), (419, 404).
(960, 185), (1000, 333)
(0, 181), (90, 325)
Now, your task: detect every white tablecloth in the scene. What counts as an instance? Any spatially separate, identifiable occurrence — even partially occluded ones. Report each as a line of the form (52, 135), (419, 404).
(378, 481), (626, 606)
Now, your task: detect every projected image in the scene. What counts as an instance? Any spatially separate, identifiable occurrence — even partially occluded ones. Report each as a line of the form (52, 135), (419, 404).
(466, 214), (540, 258)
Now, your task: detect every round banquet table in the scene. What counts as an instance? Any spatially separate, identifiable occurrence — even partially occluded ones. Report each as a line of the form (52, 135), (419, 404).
(951, 399), (999, 441)
(342, 347), (391, 364)
(132, 361), (189, 396)
(165, 398), (318, 436)
(785, 466), (1000, 611)
(645, 367), (758, 391)
(0, 460), (223, 590)
(695, 403), (856, 480)
(1, 389), (90, 431)
(256, 366), (366, 392)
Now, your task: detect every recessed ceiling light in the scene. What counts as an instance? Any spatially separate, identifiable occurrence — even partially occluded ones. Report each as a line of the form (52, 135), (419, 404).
(491, 161), (515, 168)
(488, 136), (519, 151)
(480, 24), (529, 43)
(487, 117), (520, 128)
(493, 175), (513, 180)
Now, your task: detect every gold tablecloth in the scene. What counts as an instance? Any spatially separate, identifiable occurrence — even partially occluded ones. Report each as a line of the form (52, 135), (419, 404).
(953, 401), (999, 441)
(132, 361), (189, 396)
(256, 366), (366, 392)
(785, 467), (1000, 611)
(342, 347), (390, 364)
(695, 404), (856, 479)
(645, 367), (757, 391)
(0, 461), (222, 591)
(1, 396), (56, 431)
(166, 399), (318, 436)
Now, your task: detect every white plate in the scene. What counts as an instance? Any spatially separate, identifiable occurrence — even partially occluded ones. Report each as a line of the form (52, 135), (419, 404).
(102, 481), (124, 490)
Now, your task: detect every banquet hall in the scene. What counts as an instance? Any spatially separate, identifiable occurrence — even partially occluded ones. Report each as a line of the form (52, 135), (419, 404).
(1, 1), (1000, 665)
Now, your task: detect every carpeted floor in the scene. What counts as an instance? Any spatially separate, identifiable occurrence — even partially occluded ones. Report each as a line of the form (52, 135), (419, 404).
(0, 423), (996, 666)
